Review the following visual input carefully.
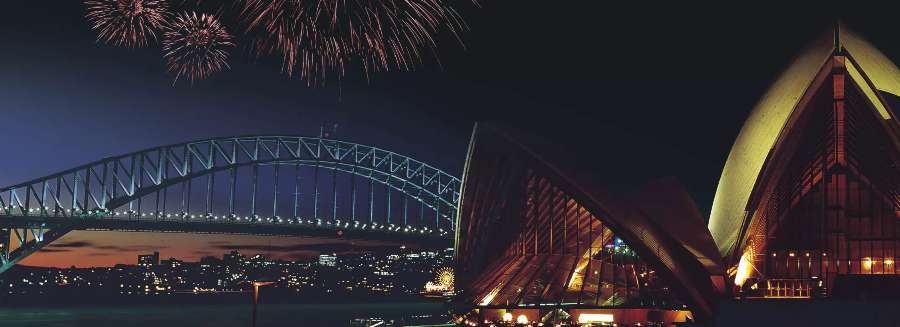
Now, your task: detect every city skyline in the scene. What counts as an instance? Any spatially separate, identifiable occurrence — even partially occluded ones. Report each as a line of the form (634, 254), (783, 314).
(2, 245), (455, 310)
(19, 230), (414, 268)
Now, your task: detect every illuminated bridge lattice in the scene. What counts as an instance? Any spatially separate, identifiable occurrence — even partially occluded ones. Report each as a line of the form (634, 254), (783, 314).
(0, 135), (461, 274)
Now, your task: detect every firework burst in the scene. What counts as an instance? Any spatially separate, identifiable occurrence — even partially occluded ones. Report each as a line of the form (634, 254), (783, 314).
(240, 0), (466, 84)
(84, 0), (171, 48)
(162, 12), (234, 83)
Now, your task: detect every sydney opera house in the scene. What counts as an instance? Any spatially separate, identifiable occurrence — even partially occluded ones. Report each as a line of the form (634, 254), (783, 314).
(452, 25), (900, 325)
(710, 26), (900, 300)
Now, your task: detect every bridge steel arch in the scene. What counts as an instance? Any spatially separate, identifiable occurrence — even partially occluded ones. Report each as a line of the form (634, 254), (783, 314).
(0, 135), (461, 274)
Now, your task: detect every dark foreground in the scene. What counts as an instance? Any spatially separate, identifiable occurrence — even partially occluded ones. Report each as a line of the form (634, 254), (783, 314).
(716, 299), (900, 326)
(0, 302), (448, 327)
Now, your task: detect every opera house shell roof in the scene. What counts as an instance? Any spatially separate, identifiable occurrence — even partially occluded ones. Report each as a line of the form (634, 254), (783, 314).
(452, 24), (900, 326)
(709, 25), (900, 260)
(453, 123), (725, 322)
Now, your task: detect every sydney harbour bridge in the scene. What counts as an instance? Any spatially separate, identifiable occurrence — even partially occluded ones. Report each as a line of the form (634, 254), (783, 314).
(0, 135), (461, 274)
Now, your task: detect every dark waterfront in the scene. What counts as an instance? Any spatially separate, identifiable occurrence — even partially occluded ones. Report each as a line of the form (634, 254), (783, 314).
(0, 302), (448, 327)
(0, 249), (455, 326)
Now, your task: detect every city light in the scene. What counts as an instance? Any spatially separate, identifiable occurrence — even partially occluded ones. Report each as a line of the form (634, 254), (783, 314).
(577, 313), (615, 323)
(1, 247), (456, 301)
(516, 314), (529, 324)
(424, 267), (455, 295)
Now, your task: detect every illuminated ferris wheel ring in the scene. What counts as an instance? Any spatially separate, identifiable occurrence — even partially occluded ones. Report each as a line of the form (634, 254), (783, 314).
(436, 267), (454, 290)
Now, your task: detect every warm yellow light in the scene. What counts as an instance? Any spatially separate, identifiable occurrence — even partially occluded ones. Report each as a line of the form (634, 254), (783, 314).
(789, 252), (795, 257)
(516, 314), (529, 324)
(578, 313), (614, 323)
(710, 27), (900, 258)
(567, 267), (585, 289)
(886, 258), (894, 265)
(772, 253), (777, 257)
(734, 250), (755, 287)
(863, 257), (873, 270)
(480, 284), (501, 306)
(502, 312), (513, 322)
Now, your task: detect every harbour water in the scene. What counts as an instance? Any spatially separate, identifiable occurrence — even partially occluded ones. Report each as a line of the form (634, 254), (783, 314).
(0, 302), (448, 327)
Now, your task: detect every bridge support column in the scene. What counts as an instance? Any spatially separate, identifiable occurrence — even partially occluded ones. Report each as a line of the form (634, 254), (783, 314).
(0, 228), (9, 266)
(0, 225), (71, 275)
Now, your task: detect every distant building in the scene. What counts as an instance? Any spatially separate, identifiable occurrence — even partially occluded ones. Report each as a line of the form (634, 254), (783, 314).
(199, 256), (222, 266)
(223, 250), (245, 266)
(161, 258), (182, 269)
(319, 254), (337, 267)
(137, 252), (159, 267)
(0, 245), (452, 303)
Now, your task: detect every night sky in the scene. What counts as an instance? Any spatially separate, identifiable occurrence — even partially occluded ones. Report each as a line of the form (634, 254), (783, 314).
(0, 3), (893, 267)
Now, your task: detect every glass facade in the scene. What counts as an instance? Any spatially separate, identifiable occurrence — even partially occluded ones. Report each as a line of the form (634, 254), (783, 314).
(456, 124), (724, 323)
(737, 56), (900, 298)
(468, 171), (683, 308)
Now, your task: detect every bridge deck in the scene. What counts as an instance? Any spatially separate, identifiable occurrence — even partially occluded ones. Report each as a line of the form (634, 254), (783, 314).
(0, 216), (452, 246)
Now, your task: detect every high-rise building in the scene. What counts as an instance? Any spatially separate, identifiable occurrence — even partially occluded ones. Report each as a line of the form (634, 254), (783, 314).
(161, 258), (182, 269)
(137, 252), (159, 267)
(319, 254), (337, 267)
(710, 25), (900, 299)
(223, 250), (245, 266)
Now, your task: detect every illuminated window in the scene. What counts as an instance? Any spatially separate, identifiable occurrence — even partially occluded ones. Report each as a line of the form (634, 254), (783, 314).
(578, 313), (615, 323)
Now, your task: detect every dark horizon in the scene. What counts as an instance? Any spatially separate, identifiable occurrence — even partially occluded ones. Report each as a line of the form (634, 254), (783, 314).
(16, 240), (435, 268)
